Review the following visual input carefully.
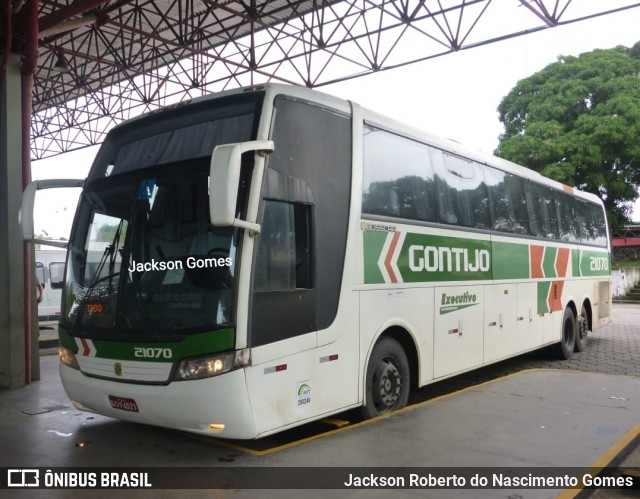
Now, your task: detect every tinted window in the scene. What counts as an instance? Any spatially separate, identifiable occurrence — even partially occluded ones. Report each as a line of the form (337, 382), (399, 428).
(363, 126), (437, 222)
(589, 204), (608, 246)
(254, 200), (312, 291)
(556, 193), (580, 242)
(485, 167), (531, 235)
(433, 151), (490, 229)
(362, 125), (608, 247)
(574, 199), (590, 243)
(523, 182), (559, 239)
(89, 96), (261, 180)
(251, 97), (351, 346)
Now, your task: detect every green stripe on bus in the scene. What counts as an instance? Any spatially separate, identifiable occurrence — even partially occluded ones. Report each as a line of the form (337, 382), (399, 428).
(362, 227), (611, 284)
(58, 326), (235, 361)
(579, 250), (610, 277)
(542, 247), (557, 278)
(398, 233), (492, 282)
(363, 230), (387, 284)
(537, 282), (551, 314)
(491, 241), (529, 280)
(572, 249), (581, 277)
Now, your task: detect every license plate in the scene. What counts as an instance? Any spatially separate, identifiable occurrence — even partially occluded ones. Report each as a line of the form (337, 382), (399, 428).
(108, 395), (139, 413)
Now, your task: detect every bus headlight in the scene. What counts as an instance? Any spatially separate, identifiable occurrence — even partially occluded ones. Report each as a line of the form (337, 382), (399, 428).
(59, 346), (79, 370)
(175, 349), (250, 381)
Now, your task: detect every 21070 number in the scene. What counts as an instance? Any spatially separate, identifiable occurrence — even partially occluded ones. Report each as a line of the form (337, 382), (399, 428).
(133, 347), (172, 359)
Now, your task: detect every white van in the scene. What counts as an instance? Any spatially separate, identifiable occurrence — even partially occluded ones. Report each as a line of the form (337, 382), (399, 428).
(35, 248), (67, 322)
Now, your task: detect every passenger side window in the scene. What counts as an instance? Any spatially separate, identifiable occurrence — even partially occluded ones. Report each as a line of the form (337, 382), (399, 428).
(574, 199), (589, 243)
(589, 204), (608, 246)
(433, 151), (490, 230)
(556, 193), (579, 242)
(523, 183), (559, 239)
(362, 124), (607, 248)
(363, 126), (437, 222)
(485, 167), (531, 235)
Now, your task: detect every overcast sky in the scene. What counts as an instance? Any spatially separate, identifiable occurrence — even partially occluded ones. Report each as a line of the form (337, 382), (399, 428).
(325, 7), (640, 154)
(32, 6), (640, 239)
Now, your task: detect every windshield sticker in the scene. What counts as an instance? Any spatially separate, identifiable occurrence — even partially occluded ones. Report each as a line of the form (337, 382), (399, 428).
(137, 179), (156, 200)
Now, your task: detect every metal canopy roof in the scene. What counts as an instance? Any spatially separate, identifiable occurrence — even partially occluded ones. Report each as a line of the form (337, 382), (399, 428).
(23, 0), (640, 158)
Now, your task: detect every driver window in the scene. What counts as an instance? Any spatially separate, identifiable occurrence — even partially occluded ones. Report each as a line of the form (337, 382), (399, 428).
(254, 200), (313, 292)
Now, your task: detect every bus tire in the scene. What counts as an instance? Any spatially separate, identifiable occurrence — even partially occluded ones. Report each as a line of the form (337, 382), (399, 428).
(575, 305), (590, 352)
(362, 337), (410, 419)
(552, 307), (576, 360)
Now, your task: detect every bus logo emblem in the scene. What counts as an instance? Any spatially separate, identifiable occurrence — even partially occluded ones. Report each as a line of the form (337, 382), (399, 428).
(114, 363), (123, 376)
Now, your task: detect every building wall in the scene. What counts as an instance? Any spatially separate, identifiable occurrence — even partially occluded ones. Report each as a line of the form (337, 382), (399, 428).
(612, 267), (640, 297)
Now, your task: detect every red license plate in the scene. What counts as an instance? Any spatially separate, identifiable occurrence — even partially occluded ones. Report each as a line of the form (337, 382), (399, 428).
(108, 395), (139, 413)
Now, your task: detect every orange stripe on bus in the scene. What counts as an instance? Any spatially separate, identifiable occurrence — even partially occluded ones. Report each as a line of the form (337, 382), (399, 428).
(555, 247), (570, 278)
(529, 245), (544, 279)
(80, 337), (91, 356)
(384, 231), (401, 283)
(548, 281), (564, 313)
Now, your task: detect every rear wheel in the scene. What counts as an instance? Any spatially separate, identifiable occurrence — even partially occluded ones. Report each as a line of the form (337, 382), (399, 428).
(552, 307), (576, 360)
(575, 305), (590, 352)
(362, 337), (410, 419)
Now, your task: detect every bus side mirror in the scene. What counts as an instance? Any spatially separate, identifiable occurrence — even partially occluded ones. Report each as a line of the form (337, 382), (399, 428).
(209, 140), (274, 233)
(20, 179), (84, 248)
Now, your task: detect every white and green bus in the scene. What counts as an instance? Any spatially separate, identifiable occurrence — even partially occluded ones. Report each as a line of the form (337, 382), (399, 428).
(21, 84), (611, 439)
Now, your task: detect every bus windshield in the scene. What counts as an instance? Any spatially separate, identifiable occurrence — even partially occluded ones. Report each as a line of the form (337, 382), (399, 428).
(63, 162), (238, 339)
(59, 94), (264, 340)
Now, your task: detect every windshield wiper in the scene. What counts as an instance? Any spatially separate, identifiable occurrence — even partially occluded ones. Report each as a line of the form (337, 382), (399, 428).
(74, 220), (125, 333)
(120, 201), (160, 337)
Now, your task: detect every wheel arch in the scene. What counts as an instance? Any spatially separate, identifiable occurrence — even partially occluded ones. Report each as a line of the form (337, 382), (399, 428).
(565, 299), (578, 319)
(367, 324), (420, 391)
(565, 296), (595, 325)
(580, 297), (593, 331)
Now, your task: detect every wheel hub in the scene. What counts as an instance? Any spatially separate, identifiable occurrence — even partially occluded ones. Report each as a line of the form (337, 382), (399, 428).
(578, 315), (588, 339)
(373, 360), (402, 412)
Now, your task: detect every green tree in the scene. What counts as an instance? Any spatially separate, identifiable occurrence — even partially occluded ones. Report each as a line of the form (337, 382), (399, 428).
(495, 43), (640, 228)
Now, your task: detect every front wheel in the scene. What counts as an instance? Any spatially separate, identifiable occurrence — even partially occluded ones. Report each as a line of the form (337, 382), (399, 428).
(361, 337), (410, 419)
(552, 307), (576, 360)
